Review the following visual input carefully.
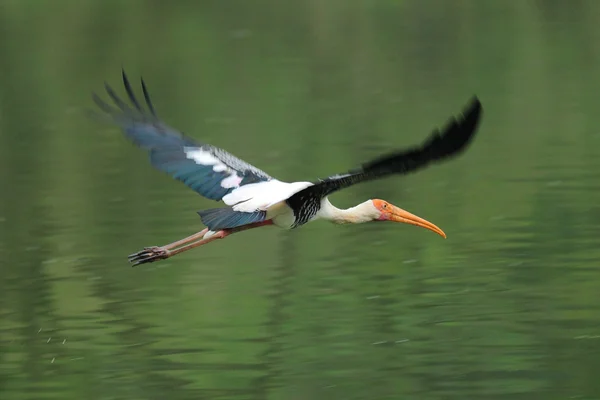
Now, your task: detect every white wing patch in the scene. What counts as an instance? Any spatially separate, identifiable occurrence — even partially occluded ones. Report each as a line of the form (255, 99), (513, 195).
(184, 147), (243, 189)
(184, 147), (220, 165)
(222, 180), (313, 212)
(183, 147), (311, 215)
(221, 174), (243, 188)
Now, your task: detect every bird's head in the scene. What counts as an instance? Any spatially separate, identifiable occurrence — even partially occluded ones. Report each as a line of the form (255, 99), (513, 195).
(370, 199), (447, 238)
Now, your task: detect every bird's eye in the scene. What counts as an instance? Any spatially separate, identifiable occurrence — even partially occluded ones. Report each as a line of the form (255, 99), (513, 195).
(383, 203), (387, 209)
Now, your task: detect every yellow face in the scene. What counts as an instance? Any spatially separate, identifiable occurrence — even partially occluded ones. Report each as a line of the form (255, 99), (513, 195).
(371, 199), (446, 238)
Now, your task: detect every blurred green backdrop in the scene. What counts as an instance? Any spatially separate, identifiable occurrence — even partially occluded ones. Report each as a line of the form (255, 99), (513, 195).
(1, 1), (600, 399)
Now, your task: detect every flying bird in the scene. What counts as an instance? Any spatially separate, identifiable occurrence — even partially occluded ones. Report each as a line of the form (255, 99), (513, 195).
(92, 71), (483, 266)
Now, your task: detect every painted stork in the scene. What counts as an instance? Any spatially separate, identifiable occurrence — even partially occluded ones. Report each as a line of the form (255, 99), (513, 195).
(92, 71), (482, 266)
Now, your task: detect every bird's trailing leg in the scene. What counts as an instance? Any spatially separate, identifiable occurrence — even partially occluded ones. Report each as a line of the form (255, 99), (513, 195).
(128, 228), (209, 266)
(128, 220), (273, 267)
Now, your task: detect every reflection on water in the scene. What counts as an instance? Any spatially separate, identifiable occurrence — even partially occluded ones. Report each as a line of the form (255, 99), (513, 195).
(1, 1), (600, 399)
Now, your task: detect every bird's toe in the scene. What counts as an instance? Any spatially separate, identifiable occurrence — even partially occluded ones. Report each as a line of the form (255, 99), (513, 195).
(128, 246), (160, 259)
(128, 246), (170, 266)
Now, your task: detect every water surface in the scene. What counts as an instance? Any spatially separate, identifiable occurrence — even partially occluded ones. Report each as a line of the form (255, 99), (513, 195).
(1, 1), (600, 399)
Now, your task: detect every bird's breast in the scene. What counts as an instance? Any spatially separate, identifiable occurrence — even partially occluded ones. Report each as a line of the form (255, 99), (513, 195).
(267, 202), (296, 229)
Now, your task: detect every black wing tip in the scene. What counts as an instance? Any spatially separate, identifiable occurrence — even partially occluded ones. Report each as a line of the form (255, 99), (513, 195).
(468, 95), (481, 107)
(103, 81), (113, 93)
(121, 68), (143, 112)
(93, 69), (158, 119)
(461, 95), (483, 136)
(464, 95), (482, 120)
(441, 96), (482, 137)
(121, 69), (135, 96)
(424, 95), (483, 151)
(140, 76), (157, 117)
(434, 95), (483, 158)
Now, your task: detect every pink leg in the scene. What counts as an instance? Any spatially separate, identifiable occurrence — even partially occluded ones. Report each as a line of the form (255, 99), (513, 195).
(163, 228), (209, 250)
(129, 221), (273, 266)
(128, 228), (208, 265)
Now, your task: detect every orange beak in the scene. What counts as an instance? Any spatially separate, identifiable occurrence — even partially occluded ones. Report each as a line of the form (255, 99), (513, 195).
(384, 205), (447, 238)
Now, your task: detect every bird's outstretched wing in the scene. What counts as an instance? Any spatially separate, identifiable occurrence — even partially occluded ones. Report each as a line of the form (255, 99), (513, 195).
(91, 70), (273, 201)
(286, 97), (482, 226)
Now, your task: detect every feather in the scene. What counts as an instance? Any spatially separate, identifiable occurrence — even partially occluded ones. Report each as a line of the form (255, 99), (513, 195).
(197, 207), (267, 230)
(121, 69), (143, 112)
(92, 70), (274, 202)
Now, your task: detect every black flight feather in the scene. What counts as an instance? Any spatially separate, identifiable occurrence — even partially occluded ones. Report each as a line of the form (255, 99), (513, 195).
(141, 77), (157, 117)
(104, 82), (133, 114)
(121, 69), (143, 112)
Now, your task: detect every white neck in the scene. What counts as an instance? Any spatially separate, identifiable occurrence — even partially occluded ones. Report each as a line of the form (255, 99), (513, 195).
(317, 198), (379, 224)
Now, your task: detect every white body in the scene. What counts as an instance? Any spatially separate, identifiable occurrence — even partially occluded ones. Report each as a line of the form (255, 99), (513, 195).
(184, 146), (383, 240)
(201, 179), (378, 240)
(224, 179), (313, 228)
(200, 179), (380, 240)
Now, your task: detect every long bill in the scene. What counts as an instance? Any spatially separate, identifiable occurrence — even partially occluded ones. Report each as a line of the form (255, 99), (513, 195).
(388, 205), (447, 238)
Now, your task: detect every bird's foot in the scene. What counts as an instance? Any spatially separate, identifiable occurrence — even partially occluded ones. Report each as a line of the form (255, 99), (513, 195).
(128, 246), (171, 267)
